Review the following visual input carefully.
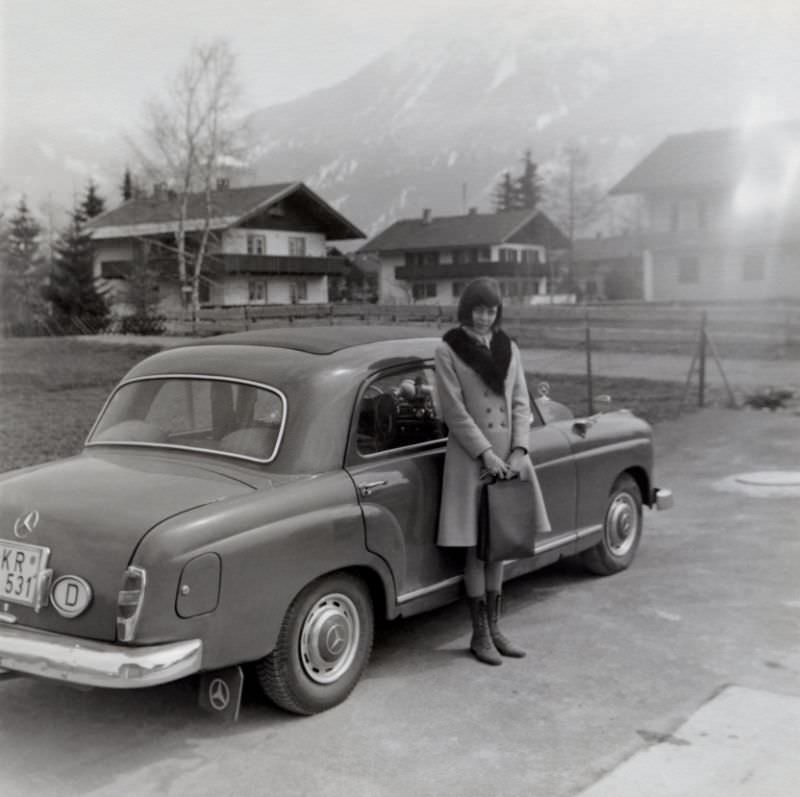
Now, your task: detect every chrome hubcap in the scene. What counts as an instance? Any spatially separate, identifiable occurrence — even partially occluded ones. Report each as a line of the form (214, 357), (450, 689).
(605, 492), (639, 556)
(299, 592), (360, 684)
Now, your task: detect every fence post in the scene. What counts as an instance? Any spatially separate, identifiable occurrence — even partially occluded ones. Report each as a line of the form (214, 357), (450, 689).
(698, 310), (707, 407)
(585, 305), (594, 415)
(243, 305), (249, 331)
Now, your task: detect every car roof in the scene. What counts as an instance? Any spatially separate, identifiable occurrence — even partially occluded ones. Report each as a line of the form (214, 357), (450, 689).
(184, 325), (439, 355)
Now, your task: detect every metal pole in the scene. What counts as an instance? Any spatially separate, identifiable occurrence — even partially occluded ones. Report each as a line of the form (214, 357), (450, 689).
(698, 310), (707, 407)
(585, 307), (593, 415)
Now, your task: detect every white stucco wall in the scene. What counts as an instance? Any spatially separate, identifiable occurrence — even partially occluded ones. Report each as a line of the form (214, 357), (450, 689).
(221, 229), (326, 256)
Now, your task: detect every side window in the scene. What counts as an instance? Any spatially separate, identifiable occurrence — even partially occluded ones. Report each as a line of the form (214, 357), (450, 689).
(355, 366), (445, 455)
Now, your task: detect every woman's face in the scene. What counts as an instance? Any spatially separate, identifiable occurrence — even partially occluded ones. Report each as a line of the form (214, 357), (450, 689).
(471, 304), (498, 335)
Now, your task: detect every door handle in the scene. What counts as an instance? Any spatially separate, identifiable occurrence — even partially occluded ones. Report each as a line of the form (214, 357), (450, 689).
(359, 480), (388, 497)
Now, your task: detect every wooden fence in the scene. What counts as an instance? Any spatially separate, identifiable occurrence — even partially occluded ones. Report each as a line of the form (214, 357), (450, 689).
(161, 301), (800, 357)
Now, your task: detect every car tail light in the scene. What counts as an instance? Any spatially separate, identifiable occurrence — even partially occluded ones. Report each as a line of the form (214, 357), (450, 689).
(117, 566), (146, 642)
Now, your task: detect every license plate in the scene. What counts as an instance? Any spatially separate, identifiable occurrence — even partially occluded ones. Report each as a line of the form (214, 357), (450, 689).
(0, 540), (50, 608)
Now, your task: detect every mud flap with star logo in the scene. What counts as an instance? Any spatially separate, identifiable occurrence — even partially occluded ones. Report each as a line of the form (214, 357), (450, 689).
(198, 665), (244, 722)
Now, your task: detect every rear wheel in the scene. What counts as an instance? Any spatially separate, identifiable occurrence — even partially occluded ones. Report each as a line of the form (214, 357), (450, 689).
(581, 474), (642, 575)
(255, 572), (374, 715)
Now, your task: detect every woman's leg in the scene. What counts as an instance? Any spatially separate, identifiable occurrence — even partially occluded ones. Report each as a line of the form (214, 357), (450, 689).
(464, 547), (501, 665)
(485, 561), (526, 658)
(464, 546), (486, 597)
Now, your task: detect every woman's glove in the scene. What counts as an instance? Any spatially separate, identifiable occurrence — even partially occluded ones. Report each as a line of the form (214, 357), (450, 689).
(507, 447), (527, 476)
(481, 449), (511, 479)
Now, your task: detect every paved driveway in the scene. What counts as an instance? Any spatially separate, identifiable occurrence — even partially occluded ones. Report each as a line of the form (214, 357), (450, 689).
(1, 406), (798, 796)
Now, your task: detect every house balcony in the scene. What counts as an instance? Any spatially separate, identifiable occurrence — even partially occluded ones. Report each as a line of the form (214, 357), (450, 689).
(395, 260), (549, 281)
(207, 254), (351, 277)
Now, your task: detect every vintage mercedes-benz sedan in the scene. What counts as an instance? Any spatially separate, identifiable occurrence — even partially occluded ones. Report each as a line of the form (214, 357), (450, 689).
(0, 326), (671, 717)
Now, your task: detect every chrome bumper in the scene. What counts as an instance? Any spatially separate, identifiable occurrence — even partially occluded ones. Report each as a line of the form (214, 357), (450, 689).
(0, 625), (202, 689)
(652, 487), (674, 510)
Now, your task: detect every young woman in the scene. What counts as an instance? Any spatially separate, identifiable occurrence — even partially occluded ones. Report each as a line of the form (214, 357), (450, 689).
(435, 277), (551, 665)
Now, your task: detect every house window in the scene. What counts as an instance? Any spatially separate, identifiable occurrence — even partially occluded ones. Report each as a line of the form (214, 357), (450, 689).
(412, 283), (436, 300)
(500, 248), (518, 263)
(479, 248), (491, 261)
(290, 279), (307, 303)
(247, 234), (266, 255)
(678, 256), (699, 284)
(268, 202), (285, 217)
(452, 281), (466, 298)
(521, 249), (540, 264)
(288, 236), (306, 256)
(249, 279), (267, 303)
(742, 255), (765, 281)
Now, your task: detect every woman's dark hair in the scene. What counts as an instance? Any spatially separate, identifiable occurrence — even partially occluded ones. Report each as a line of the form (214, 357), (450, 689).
(457, 277), (504, 328)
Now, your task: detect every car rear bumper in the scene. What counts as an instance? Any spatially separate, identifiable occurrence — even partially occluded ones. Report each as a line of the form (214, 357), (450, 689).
(0, 625), (202, 689)
(651, 487), (674, 510)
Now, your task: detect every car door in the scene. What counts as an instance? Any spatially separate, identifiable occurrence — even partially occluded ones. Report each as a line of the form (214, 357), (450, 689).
(345, 363), (463, 601)
(527, 403), (579, 546)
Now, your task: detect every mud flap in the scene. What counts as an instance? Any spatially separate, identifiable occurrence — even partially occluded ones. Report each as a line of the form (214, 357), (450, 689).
(198, 665), (244, 722)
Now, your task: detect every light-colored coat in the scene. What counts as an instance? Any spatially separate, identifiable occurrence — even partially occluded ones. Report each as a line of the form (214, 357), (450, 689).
(435, 336), (551, 547)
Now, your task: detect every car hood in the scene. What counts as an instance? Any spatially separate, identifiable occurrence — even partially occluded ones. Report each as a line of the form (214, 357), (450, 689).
(0, 450), (254, 640)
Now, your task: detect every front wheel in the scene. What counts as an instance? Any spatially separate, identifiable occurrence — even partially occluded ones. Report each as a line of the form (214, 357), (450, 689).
(581, 474), (642, 575)
(255, 572), (374, 715)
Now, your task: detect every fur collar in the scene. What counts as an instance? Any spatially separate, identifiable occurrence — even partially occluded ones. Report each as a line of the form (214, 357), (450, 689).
(443, 326), (512, 395)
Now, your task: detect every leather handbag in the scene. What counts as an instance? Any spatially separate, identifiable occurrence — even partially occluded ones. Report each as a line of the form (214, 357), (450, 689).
(477, 476), (537, 562)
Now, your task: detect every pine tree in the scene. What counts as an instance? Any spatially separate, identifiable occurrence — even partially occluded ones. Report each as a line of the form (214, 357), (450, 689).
(43, 204), (109, 334)
(81, 179), (106, 219)
(513, 150), (543, 211)
(492, 171), (515, 212)
(121, 168), (134, 201)
(0, 197), (47, 334)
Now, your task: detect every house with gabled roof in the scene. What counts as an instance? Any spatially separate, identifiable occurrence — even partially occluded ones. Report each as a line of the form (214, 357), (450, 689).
(610, 120), (800, 301)
(359, 207), (569, 304)
(85, 181), (365, 312)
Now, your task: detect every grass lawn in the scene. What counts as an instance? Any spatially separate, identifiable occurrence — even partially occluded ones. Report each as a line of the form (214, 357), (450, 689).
(0, 337), (706, 473)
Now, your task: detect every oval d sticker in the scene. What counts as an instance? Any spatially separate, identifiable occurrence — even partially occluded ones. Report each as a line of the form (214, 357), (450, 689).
(50, 575), (93, 618)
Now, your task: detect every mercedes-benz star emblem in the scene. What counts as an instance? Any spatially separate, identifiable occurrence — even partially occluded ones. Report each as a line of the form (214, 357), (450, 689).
(208, 677), (230, 711)
(13, 510), (40, 539)
(326, 624), (346, 655)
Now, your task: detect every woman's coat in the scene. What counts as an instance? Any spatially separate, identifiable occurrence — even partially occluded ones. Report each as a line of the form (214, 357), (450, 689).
(435, 329), (552, 548)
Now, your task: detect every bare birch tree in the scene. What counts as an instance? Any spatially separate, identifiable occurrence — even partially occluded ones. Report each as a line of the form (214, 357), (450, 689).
(134, 39), (247, 316)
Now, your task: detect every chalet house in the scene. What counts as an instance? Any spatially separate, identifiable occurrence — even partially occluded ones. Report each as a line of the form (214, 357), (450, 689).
(359, 208), (569, 304)
(610, 120), (800, 301)
(85, 181), (365, 312)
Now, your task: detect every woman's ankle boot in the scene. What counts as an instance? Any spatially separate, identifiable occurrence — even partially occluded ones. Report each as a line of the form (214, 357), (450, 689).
(486, 591), (526, 658)
(468, 597), (502, 665)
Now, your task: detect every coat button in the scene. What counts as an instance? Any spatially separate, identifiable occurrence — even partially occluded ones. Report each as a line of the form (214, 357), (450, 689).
(488, 422), (494, 429)
(486, 407), (491, 413)
(500, 421), (507, 428)
(499, 405), (506, 413)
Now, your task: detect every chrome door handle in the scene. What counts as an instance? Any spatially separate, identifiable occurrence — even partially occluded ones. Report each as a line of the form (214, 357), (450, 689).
(359, 480), (388, 497)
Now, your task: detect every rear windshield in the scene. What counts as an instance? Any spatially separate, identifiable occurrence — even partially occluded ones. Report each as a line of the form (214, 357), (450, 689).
(87, 376), (286, 463)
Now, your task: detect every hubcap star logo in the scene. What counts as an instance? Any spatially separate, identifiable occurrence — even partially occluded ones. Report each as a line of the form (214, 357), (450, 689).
(13, 510), (39, 539)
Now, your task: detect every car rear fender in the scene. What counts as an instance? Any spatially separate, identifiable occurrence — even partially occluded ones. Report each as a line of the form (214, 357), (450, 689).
(129, 471), (396, 669)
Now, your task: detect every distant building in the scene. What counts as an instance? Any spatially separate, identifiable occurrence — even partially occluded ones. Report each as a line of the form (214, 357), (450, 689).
(359, 207), (569, 304)
(610, 120), (800, 301)
(571, 234), (645, 301)
(85, 181), (364, 312)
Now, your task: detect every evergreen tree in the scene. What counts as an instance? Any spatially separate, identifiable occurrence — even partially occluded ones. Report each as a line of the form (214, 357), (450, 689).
(43, 204), (109, 334)
(513, 150), (543, 210)
(121, 167), (134, 201)
(81, 179), (106, 219)
(492, 171), (515, 212)
(0, 197), (47, 334)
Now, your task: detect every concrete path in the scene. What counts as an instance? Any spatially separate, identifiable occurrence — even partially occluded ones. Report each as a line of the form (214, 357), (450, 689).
(577, 686), (800, 796)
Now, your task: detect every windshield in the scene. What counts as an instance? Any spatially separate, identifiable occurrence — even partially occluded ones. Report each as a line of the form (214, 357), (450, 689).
(87, 376), (286, 463)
